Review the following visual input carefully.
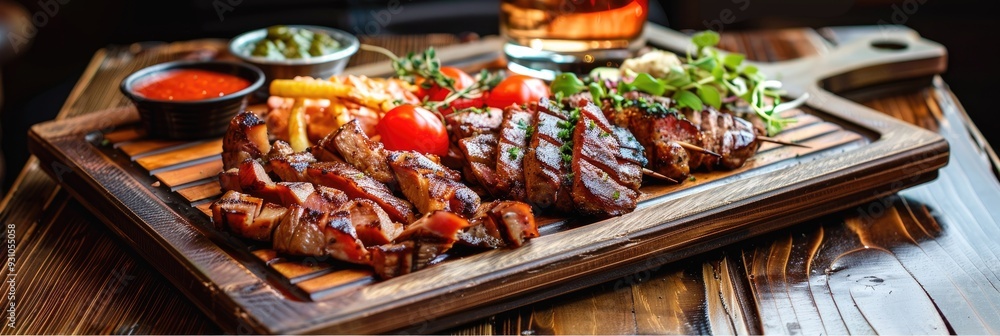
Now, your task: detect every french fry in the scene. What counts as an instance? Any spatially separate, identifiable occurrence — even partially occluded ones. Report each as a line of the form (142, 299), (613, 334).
(330, 99), (352, 129)
(270, 79), (352, 100)
(288, 99), (310, 152)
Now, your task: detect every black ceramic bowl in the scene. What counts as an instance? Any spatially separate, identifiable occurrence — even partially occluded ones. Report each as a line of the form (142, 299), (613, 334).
(120, 61), (265, 140)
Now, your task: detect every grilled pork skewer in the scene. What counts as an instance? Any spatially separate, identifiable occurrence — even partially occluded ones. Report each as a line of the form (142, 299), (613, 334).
(591, 92), (765, 181)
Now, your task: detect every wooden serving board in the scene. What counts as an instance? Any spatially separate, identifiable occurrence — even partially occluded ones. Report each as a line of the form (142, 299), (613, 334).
(27, 25), (949, 334)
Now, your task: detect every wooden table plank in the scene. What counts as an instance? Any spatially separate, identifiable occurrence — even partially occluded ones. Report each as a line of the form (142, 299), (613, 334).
(154, 160), (223, 188)
(134, 139), (223, 172)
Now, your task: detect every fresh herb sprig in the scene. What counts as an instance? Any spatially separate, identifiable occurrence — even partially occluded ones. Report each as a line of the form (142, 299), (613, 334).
(548, 31), (797, 135)
(391, 47), (455, 92)
(363, 44), (502, 120)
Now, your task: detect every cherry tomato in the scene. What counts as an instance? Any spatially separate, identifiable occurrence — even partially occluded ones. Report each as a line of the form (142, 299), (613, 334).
(414, 66), (474, 101)
(377, 104), (449, 156)
(486, 75), (550, 109)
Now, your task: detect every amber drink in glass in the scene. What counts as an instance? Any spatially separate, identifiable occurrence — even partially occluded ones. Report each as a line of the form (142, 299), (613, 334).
(501, 0), (648, 78)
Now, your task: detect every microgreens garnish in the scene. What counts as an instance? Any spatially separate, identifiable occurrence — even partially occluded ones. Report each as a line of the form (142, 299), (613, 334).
(547, 30), (799, 135)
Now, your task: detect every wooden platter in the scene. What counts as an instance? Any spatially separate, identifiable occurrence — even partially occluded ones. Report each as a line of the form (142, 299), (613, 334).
(26, 25), (949, 334)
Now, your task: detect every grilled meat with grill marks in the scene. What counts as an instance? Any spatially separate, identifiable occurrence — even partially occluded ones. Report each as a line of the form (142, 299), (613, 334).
(303, 162), (415, 223)
(223, 111), (271, 170)
(458, 133), (500, 196)
(266, 141), (316, 181)
(212, 190), (264, 238)
(324, 120), (397, 188)
(341, 199), (402, 246)
(272, 205), (369, 264)
(683, 107), (760, 170)
(446, 107), (504, 140)
(569, 101), (642, 216)
(458, 200), (538, 248)
(371, 211), (470, 279)
(388, 151), (481, 218)
(494, 104), (535, 201)
(595, 92), (762, 179)
(569, 98), (644, 191)
(523, 98), (574, 211)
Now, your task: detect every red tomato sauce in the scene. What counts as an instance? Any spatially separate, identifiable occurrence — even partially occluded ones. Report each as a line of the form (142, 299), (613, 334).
(134, 69), (251, 101)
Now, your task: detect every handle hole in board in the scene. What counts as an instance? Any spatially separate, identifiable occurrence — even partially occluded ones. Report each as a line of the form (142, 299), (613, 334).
(870, 40), (909, 51)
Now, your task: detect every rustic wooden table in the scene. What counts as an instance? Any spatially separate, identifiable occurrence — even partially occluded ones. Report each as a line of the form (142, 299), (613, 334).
(2, 27), (999, 335)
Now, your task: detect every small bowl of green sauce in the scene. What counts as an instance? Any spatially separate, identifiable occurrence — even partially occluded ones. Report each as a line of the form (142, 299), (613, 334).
(229, 25), (359, 85)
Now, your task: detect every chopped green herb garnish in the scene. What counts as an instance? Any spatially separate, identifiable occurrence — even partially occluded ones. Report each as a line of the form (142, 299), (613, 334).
(612, 190), (621, 200)
(508, 147), (521, 160)
(688, 175), (696, 182)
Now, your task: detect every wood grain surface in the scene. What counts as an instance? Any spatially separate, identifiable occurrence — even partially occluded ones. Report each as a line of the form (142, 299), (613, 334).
(2, 28), (996, 335)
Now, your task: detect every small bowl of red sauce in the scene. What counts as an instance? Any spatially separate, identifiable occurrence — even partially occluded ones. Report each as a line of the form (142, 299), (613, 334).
(121, 61), (264, 139)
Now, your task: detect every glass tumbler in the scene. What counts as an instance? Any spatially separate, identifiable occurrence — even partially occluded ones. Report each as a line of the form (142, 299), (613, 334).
(500, 0), (649, 78)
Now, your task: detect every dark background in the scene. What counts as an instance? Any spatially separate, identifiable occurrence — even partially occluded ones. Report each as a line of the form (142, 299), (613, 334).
(1, 0), (996, 191)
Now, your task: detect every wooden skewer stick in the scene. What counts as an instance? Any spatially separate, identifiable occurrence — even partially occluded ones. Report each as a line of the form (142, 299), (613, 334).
(676, 141), (722, 158)
(642, 168), (678, 183)
(758, 136), (811, 148)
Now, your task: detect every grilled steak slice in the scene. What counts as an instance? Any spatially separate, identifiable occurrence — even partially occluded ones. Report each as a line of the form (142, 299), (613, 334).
(211, 190), (263, 235)
(266, 145), (316, 182)
(718, 116), (759, 169)
(272, 205), (369, 264)
(325, 120), (397, 188)
(304, 162), (415, 223)
(218, 168), (242, 193)
(684, 107), (759, 170)
(524, 98), (574, 211)
(487, 201), (538, 247)
(272, 205), (326, 257)
(569, 101), (642, 216)
(374, 211), (471, 279)
(253, 203), (289, 241)
(457, 201), (506, 248)
(341, 199), (402, 246)
(303, 185), (350, 212)
(446, 107), (503, 140)
(322, 210), (370, 264)
(626, 109), (700, 180)
(572, 99), (644, 191)
(369, 242), (415, 279)
(223, 111), (271, 170)
(396, 210), (470, 243)
(389, 151), (480, 218)
(458, 133), (500, 196)
(495, 104), (534, 201)
(211, 191), (291, 241)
